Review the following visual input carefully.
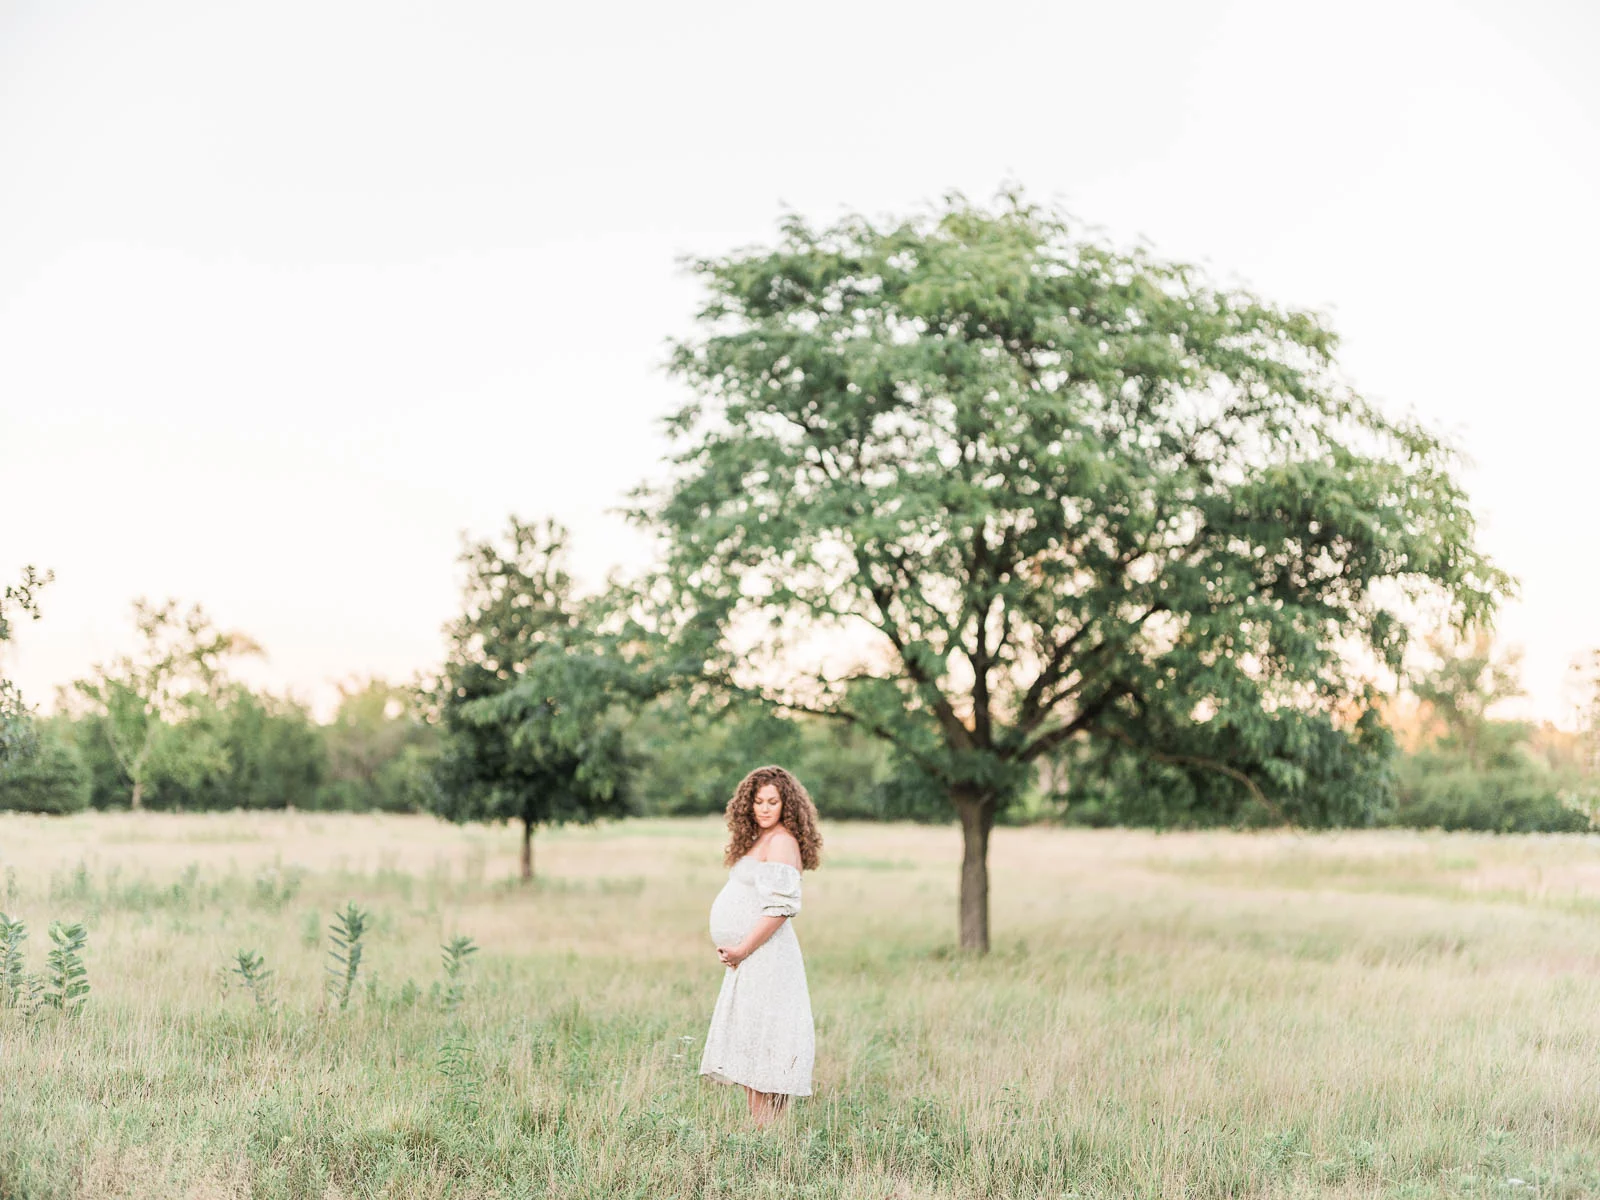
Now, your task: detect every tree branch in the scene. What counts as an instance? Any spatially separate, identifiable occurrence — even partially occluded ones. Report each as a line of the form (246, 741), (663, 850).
(1016, 685), (1128, 762)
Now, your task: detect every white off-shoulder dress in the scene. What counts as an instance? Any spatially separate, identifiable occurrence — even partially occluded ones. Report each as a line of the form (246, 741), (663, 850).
(699, 855), (814, 1096)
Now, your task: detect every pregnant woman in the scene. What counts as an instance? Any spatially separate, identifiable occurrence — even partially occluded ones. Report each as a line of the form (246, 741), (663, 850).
(700, 764), (822, 1128)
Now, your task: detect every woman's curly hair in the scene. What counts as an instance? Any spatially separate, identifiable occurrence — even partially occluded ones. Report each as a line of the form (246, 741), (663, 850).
(723, 765), (823, 870)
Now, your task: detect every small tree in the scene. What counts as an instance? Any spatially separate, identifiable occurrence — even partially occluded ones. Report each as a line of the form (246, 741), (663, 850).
(427, 519), (636, 880)
(69, 599), (262, 809)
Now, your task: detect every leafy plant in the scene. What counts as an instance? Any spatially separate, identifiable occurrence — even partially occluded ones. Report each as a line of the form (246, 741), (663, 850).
(435, 1031), (481, 1118)
(230, 948), (276, 1012)
(324, 902), (369, 1011)
(42, 921), (89, 1013)
(437, 934), (479, 1013)
(0, 911), (26, 1008)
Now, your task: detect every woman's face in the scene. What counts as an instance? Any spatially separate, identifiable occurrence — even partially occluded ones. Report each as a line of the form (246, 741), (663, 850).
(753, 783), (783, 831)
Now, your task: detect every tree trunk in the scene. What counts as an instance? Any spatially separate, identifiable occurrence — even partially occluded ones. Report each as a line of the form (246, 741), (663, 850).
(130, 778), (144, 812)
(520, 818), (534, 882)
(955, 790), (995, 953)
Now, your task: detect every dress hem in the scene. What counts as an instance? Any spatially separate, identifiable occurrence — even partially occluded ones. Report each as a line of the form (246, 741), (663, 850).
(698, 1067), (812, 1097)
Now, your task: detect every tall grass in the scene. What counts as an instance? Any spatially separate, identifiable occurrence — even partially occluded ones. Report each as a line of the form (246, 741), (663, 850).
(2, 811), (1600, 1198)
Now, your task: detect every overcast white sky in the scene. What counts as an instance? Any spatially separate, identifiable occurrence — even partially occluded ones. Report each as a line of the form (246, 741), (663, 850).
(2, 0), (1596, 724)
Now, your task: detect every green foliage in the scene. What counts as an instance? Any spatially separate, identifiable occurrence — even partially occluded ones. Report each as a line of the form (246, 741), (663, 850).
(0, 912), (26, 1008)
(0, 567), (51, 648)
(1388, 760), (1589, 833)
(436, 934), (478, 1013)
(1055, 706), (1398, 829)
(60, 679), (435, 814)
(325, 902), (369, 1012)
(427, 518), (640, 875)
(1373, 634), (1589, 833)
(230, 949), (277, 1012)
(0, 911), (93, 1015)
(253, 867), (302, 910)
(69, 598), (263, 809)
(1057, 630), (1591, 835)
(628, 699), (947, 820)
(640, 189), (1511, 826)
(67, 686), (327, 812)
(320, 678), (439, 812)
(1410, 631), (1525, 770)
(213, 688), (327, 809)
(434, 1030), (482, 1118)
(0, 721), (90, 814)
(639, 189), (1513, 950)
(0, 566), (52, 767)
(0, 678), (40, 767)
(60, 711), (129, 809)
(42, 921), (89, 1013)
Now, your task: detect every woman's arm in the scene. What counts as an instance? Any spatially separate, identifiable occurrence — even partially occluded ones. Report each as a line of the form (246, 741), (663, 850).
(719, 914), (787, 968)
(718, 834), (803, 968)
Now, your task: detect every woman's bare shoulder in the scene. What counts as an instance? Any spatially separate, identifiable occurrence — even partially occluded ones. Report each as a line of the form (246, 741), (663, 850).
(756, 828), (803, 867)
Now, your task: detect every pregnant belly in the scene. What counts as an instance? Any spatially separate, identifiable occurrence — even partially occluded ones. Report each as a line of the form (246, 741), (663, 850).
(709, 883), (757, 946)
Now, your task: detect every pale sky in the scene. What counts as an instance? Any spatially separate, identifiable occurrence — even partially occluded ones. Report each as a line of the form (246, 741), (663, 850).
(2, 0), (1596, 725)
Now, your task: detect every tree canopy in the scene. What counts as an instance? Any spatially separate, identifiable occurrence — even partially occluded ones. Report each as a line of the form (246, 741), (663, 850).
(639, 190), (1511, 950)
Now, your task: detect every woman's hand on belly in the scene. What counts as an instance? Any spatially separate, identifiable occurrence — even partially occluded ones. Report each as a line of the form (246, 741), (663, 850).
(717, 915), (787, 969)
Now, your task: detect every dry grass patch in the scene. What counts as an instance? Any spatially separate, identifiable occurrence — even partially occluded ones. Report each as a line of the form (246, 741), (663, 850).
(3, 813), (1600, 1198)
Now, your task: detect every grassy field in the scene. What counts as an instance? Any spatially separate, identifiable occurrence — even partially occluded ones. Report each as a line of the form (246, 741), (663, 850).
(3, 812), (1600, 1199)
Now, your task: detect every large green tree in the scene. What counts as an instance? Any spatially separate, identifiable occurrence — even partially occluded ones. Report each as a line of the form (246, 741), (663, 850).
(427, 519), (638, 880)
(640, 191), (1510, 951)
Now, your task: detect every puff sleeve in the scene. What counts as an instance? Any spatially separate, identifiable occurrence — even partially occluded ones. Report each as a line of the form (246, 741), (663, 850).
(752, 861), (803, 918)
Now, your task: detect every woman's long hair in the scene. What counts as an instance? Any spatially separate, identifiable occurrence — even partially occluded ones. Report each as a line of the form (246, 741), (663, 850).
(722, 765), (823, 870)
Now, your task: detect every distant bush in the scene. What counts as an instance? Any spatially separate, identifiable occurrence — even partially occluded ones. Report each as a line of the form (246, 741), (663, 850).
(316, 743), (440, 813)
(1042, 708), (1396, 831)
(318, 679), (438, 812)
(0, 725), (89, 815)
(58, 679), (441, 813)
(1381, 762), (1590, 833)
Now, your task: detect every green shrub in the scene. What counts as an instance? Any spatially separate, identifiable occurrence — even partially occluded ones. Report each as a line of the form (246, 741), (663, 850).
(0, 726), (89, 814)
(1383, 763), (1589, 833)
